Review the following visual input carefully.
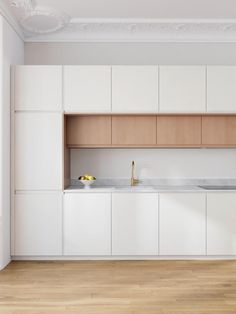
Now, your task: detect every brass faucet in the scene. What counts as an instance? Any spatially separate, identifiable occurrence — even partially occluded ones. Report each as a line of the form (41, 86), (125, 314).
(131, 161), (139, 186)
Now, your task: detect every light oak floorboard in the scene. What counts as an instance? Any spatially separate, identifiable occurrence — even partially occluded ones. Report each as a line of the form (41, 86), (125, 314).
(1, 261), (236, 314)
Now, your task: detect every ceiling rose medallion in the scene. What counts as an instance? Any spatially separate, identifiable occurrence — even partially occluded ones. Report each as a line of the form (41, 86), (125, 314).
(20, 6), (70, 34)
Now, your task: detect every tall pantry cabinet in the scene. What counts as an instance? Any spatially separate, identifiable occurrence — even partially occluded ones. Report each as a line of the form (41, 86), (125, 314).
(12, 66), (63, 256)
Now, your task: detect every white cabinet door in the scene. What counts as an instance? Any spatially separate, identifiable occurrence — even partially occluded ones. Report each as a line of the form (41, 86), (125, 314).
(64, 66), (111, 112)
(207, 193), (236, 255)
(112, 66), (158, 112)
(64, 193), (111, 255)
(159, 193), (206, 255)
(207, 66), (236, 112)
(112, 193), (158, 255)
(14, 113), (63, 190)
(14, 66), (62, 111)
(159, 66), (206, 113)
(13, 193), (62, 256)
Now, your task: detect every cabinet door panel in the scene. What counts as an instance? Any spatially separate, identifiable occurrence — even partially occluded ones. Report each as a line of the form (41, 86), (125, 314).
(15, 113), (63, 190)
(156, 116), (201, 145)
(14, 66), (62, 111)
(13, 193), (62, 256)
(64, 66), (111, 112)
(112, 116), (156, 146)
(112, 193), (158, 255)
(207, 193), (236, 255)
(160, 66), (206, 113)
(207, 66), (236, 112)
(66, 115), (111, 147)
(202, 116), (236, 146)
(159, 193), (206, 255)
(64, 193), (111, 255)
(112, 66), (158, 112)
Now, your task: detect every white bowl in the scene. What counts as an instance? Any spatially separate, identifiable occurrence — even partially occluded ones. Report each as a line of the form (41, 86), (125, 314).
(79, 180), (96, 189)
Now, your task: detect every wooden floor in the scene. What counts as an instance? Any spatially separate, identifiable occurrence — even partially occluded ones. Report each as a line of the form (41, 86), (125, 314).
(1, 261), (236, 314)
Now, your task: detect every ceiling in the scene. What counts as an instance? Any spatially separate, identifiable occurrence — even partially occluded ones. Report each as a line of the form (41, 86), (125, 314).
(2, 0), (236, 42)
(16, 0), (236, 19)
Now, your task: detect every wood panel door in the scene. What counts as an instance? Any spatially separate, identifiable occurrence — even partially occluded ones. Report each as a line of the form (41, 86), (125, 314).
(66, 115), (112, 147)
(112, 115), (156, 146)
(156, 116), (202, 146)
(159, 66), (206, 113)
(202, 116), (236, 146)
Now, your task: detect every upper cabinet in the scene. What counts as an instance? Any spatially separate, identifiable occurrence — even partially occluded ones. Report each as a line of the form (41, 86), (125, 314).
(159, 66), (206, 113)
(156, 116), (202, 146)
(14, 66), (62, 111)
(64, 66), (111, 112)
(112, 66), (158, 112)
(112, 115), (156, 146)
(207, 66), (236, 113)
(202, 116), (236, 146)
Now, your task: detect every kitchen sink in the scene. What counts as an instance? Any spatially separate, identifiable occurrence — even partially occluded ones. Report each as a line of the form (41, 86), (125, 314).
(199, 185), (236, 190)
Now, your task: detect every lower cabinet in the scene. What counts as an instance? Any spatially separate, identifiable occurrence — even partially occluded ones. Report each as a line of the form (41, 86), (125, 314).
(64, 193), (111, 255)
(207, 193), (236, 255)
(112, 193), (158, 255)
(159, 193), (206, 255)
(13, 193), (62, 256)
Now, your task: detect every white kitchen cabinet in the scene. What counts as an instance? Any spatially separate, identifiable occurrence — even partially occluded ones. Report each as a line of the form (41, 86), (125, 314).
(159, 193), (206, 255)
(207, 66), (236, 112)
(159, 66), (206, 112)
(64, 193), (111, 255)
(112, 193), (158, 255)
(13, 193), (62, 256)
(14, 112), (63, 190)
(64, 66), (111, 112)
(207, 193), (236, 255)
(14, 66), (62, 111)
(112, 66), (158, 112)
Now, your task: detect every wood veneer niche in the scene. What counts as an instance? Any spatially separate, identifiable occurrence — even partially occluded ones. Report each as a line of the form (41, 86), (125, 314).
(65, 114), (236, 148)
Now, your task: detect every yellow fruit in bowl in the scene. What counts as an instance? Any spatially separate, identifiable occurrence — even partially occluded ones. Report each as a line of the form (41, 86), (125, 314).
(78, 174), (96, 181)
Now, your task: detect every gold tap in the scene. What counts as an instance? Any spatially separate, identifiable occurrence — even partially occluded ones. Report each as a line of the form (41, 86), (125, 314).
(131, 161), (139, 186)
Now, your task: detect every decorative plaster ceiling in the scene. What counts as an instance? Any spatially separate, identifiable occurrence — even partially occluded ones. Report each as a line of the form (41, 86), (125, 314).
(1, 0), (236, 42)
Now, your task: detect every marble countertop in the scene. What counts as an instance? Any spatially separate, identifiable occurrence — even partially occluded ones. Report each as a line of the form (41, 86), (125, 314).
(64, 178), (236, 193)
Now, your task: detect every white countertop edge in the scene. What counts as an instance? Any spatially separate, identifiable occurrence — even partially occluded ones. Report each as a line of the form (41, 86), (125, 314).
(64, 186), (236, 193)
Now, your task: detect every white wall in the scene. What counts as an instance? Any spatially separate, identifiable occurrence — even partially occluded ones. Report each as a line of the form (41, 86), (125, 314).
(0, 16), (24, 270)
(71, 149), (236, 179)
(25, 42), (236, 65)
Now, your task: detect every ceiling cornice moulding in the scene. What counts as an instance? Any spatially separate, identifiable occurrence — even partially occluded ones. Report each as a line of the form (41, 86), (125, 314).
(2, 0), (236, 43)
(24, 18), (236, 43)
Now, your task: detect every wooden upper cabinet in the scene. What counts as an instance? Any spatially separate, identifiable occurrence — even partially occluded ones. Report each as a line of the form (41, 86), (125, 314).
(66, 115), (112, 147)
(14, 66), (62, 111)
(156, 116), (202, 146)
(207, 66), (236, 113)
(159, 66), (206, 113)
(112, 66), (158, 113)
(112, 116), (156, 146)
(64, 66), (111, 112)
(202, 116), (236, 146)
